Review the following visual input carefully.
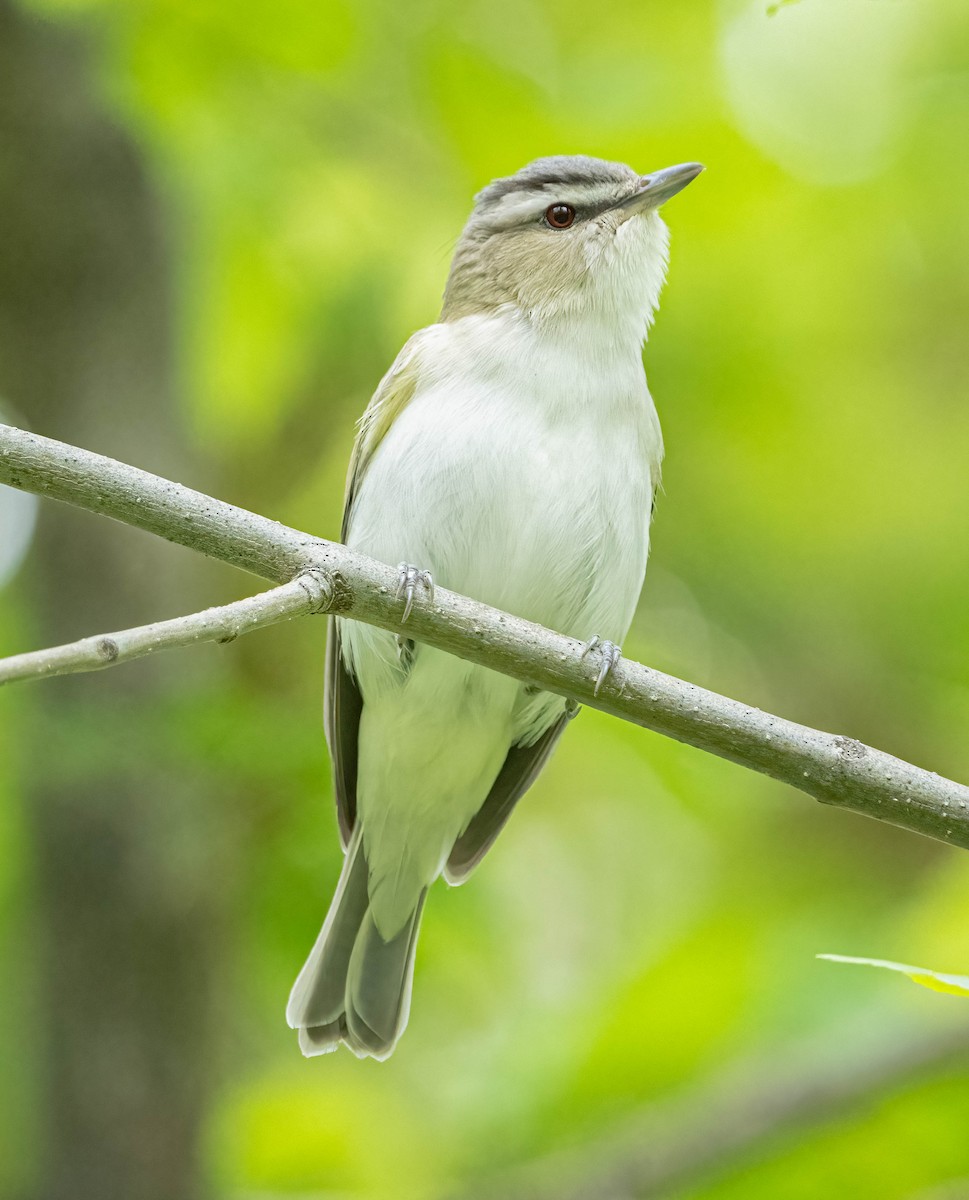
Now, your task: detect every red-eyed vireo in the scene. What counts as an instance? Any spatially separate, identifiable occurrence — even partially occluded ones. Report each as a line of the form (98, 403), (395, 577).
(287, 154), (703, 1059)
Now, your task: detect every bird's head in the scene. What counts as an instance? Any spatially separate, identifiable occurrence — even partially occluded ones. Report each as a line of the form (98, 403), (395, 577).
(441, 155), (702, 337)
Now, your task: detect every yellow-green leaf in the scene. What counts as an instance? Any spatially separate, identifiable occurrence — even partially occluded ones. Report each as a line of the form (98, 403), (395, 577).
(818, 954), (969, 997)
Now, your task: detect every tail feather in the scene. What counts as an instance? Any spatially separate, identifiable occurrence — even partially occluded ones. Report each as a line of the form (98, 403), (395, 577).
(345, 895), (425, 1060)
(286, 826), (369, 1031)
(297, 1017), (345, 1057)
(287, 826), (426, 1061)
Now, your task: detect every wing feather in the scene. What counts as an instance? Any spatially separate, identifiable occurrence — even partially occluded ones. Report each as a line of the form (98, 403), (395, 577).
(324, 620), (363, 848)
(444, 712), (570, 884)
(325, 334), (426, 844)
(341, 335), (424, 539)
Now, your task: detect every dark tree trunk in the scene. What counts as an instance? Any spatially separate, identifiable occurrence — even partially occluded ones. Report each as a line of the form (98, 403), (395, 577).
(0, 4), (222, 1198)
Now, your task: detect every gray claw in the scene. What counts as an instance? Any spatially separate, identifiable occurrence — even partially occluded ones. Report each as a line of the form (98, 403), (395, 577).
(581, 635), (622, 696)
(396, 562), (434, 622)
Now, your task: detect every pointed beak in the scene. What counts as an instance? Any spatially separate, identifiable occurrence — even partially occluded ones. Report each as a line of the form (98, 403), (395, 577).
(614, 162), (704, 216)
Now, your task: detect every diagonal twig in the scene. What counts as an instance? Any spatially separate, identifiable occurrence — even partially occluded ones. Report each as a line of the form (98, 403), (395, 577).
(1, 422), (968, 851)
(0, 571), (332, 685)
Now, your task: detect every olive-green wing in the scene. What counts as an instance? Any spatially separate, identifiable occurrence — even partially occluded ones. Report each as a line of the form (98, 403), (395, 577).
(341, 335), (423, 538)
(445, 711), (570, 884)
(324, 335), (425, 847)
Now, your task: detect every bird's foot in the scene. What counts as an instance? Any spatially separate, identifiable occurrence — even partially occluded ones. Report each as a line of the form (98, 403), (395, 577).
(581, 635), (622, 696)
(396, 563), (434, 622)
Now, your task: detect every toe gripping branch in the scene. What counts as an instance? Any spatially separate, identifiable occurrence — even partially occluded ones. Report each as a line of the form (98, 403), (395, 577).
(392, 565), (619, 703)
(396, 563), (434, 623)
(581, 635), (622, 697)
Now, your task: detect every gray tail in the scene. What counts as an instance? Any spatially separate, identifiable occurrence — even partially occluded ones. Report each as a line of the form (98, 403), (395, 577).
(286, 827), (425, 1061)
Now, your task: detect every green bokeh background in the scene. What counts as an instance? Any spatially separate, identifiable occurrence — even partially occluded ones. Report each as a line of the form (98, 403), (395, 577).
(1, 0), (968, 1196)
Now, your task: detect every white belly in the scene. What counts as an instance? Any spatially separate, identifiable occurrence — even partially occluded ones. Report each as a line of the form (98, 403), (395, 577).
(339, 314), (661, 934)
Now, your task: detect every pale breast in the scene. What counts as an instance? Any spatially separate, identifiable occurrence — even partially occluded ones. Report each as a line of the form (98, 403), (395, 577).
(346, 312), (660, 644)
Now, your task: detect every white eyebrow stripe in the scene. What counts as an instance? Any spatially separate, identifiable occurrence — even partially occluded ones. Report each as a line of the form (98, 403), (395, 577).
(486, 181), (630, 227)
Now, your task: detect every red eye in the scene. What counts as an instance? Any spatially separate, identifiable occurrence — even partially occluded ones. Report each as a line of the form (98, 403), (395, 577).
(545, 203), (576, 229)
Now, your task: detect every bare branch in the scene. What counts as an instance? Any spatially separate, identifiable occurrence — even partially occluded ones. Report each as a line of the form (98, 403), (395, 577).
(0, 571), (332, 685)
(1, 422), (968, 851)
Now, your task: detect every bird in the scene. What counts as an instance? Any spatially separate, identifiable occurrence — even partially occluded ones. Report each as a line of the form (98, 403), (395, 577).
(286, 153), (703, 1059)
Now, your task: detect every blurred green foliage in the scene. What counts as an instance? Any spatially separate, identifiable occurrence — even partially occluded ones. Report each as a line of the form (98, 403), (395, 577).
(2, 0), (969, 1196)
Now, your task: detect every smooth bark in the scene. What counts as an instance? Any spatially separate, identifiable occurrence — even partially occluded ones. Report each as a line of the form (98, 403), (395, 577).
(1, 423), (967, 854)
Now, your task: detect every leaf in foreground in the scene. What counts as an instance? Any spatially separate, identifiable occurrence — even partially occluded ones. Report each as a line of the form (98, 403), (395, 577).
(819, 954), (969, 997)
